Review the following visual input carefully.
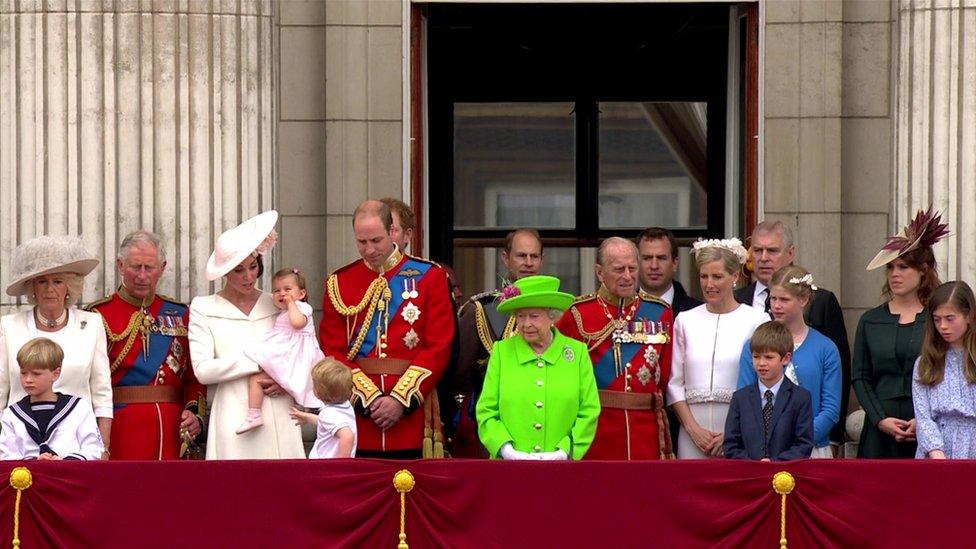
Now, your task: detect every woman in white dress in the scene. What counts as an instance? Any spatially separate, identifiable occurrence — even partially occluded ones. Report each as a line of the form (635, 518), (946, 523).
(188, 211), (305, 459)
(0, 235), (113, 454)
(667, 238), (769, 459)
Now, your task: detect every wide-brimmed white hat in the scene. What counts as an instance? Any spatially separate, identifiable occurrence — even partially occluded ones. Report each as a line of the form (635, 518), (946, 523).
(5, 235), (100, 296)
(206, 210), (279, 281)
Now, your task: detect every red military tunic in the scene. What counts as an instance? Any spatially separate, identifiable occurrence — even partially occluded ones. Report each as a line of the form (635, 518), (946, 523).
(88, 287), (206, 460)
(556, 287), (674, 460)
(319, 249), (455, 453)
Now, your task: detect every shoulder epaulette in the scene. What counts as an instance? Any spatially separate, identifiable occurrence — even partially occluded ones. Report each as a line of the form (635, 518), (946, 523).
(85, 295), (113, 311)
(330, 260), (360, 277)
(408, 255), (439, 268)
(157, 293), (188, 307)
(638, 291), (670, 308)
(468, 290), (500, 303)
(572, 292), (597, 305)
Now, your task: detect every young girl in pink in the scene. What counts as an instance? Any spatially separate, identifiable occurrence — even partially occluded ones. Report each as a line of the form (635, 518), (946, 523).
(237, 268), (324, 434)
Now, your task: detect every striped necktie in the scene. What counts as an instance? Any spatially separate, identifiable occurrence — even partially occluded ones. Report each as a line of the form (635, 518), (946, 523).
(762, 389), (774, 457)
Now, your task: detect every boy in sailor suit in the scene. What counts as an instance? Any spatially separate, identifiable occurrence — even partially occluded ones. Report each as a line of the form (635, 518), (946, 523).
(0, 338), (104, 460)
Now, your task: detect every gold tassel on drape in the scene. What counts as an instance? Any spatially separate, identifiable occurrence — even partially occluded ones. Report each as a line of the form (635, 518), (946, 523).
(393, 470), (416, 549)
(772, 471), (795, 549)
(9, 467), (33, 548)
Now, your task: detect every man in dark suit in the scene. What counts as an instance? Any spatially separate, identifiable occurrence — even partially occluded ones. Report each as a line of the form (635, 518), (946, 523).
(734, 220), (851, 447)
(636, 227), (702, 457)
(723, 321), (814, 461)
(636, 227), (702, 315)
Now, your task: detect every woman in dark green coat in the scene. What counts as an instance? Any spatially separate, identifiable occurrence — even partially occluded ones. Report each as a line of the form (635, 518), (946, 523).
(853, 209), (947, 458)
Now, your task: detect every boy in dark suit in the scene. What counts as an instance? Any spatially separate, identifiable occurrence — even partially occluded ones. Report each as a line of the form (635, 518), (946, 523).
(724, 321), (813, 461)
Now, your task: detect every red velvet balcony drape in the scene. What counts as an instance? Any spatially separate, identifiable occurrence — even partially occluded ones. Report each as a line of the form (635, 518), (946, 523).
(0, 459), (965, 548)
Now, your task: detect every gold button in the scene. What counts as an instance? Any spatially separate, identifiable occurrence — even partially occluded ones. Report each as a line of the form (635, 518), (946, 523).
(534, 423), (542, 430)
(536, 381), (543, 387)
(380, 353), (387, 358)
(380, 343), (388, 349)
(534, 445), (542, 452)
(625, 362), (631, 369)
(625, 374), (632, 380)
(625, 386), (633, 392)
(535, 401), (543, 408)
(536, 361), (544, 368)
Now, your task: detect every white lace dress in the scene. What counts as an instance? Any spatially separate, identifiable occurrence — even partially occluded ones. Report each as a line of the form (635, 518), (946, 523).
(668, 303), (769, 459)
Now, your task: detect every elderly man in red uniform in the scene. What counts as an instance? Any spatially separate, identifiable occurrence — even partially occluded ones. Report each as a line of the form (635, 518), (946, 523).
(320, 199), (455, 459)
(88, 230), (205, 460)
(556, 237), (675, 460)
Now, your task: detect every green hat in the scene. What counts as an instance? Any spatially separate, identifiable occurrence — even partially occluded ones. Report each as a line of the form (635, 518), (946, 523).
(496, 275), (575, 314)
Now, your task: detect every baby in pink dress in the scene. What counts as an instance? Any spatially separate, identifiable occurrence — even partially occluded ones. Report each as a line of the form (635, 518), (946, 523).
(237, 268), (325, 434)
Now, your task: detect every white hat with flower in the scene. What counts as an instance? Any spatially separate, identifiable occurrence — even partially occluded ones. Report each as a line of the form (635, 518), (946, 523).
(206, 210), (279, 281)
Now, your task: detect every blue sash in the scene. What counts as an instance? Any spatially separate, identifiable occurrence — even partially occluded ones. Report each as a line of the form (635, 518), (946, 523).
(356, 259), (433, 358)
(592, 300), (667, 388)
(116, 302), (188, 387)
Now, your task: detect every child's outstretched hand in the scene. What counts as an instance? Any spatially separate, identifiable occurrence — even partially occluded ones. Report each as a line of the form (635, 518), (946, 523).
(289, 407), (317, 426)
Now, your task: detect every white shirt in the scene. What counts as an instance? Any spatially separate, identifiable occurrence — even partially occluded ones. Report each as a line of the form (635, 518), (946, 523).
(751, 282), (770, 310)
(309, 402), (357, 459)
(758, 376), (785, 412)
(641, 284), (675, 305)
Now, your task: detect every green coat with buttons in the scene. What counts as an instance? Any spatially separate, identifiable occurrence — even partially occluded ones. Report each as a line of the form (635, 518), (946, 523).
(477, 328), (601, 459)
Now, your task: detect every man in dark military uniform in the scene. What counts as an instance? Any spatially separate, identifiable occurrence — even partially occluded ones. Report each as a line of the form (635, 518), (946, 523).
(88, 230), (205, 460)
(449, 228), (545, 457)
(556, 237), (675, 460)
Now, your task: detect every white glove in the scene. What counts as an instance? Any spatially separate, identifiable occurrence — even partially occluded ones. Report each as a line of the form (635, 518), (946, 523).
(536, 449), (568, 461)
(499, 443), (532, 460)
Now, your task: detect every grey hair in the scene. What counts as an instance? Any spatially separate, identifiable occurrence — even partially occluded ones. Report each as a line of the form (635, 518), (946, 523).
(597, 237), (639, 266)
(694, 247), (740, 275)
(752, 220), (794, 249)
(26, 272), (85, 307)
(118, 230), (166, 264)
(547, 309), (563, 321)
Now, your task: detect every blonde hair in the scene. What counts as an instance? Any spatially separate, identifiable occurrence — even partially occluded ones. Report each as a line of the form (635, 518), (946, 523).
(769, 265), (814, 313)
(26, 272), (85, 307)
(312, 358), (353, 404)
(17, 337), (64, 372)
(694, 246), (740, 275)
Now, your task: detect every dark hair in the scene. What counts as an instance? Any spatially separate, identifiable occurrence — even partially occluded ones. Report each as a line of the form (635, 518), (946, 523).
(272, 267), (308, 302)
(917, 281), (976, 386)
(352, 200), (393, 232)
(255, 254), (265, 279)
(750, 321), (793, 357)
(882, 246), (941, 305)
(636, 227), (678, 259)
(379, 197), (416, 231)
(504, 228), (544, 255)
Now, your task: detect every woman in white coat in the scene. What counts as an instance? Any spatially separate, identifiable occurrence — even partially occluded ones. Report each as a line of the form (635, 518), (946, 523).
(0, 235), (113, 453)
(188, 211), (305, 459)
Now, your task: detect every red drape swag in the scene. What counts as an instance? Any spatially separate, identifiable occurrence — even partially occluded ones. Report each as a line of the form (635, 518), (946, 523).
(0, 460), (965, 548)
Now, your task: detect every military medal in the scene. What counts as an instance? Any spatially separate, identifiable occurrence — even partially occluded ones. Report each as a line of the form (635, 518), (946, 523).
(637, 365), (653, 386)
(172, 339), (184, 360)
(404, 329), (420, 349)
(643, 346), (661, 384)
(166, 355), (181, 374)
(401, 302), (421, 324)
(401, 279), (419, 300)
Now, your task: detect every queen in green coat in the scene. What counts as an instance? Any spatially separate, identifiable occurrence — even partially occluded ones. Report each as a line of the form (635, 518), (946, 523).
(477, 275), (601, 460)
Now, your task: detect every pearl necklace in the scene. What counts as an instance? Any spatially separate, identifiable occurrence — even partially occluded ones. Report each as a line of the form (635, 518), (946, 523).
(36, 308), (68, 329)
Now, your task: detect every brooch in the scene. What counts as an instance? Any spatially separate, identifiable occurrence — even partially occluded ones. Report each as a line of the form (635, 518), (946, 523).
(637, 365), (653, 386)
(403, 329), (420, 349)
(401, 302), (421, 325)
(563, 345), (575, 362)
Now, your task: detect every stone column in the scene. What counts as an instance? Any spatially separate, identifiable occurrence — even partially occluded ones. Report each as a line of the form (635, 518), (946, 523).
(894, 0), (976, 282)
(0, 0), (275, 312)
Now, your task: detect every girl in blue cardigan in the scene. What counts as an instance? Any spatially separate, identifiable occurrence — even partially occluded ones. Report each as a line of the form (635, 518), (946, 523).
(738, 265), (842, 457)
